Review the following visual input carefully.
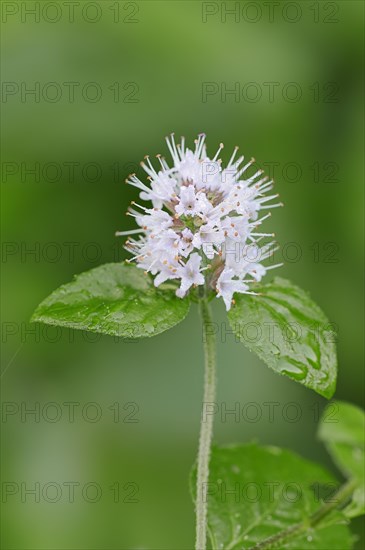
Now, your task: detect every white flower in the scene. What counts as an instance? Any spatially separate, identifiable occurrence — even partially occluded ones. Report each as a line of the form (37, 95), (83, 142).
(216, 268), (250, 310)
(179, 228), (194, 257)
(192, 223), (225, 258)
(117, 134), (283, 310)
(176, 253), (205, 297)
(175, 185), (201, 217)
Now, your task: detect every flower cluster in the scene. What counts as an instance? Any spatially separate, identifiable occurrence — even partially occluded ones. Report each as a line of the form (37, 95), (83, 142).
(117, 134), (282, 310)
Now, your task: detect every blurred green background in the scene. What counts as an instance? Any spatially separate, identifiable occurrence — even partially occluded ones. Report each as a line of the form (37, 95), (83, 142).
(1, 1), (364, 548)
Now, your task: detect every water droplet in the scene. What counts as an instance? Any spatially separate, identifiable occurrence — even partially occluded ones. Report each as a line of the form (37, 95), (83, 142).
(278, 357), (307, 380)
(271, 344), (281, 355)
(307, 535), (313, 542)
(231, 465), (240, 474)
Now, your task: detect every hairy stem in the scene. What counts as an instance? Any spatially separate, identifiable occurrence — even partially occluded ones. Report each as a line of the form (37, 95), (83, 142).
(249, 479), (357, 550)
(195, 298), (217, 550)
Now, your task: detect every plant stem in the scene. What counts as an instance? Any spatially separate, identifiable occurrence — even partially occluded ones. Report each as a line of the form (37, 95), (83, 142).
(196, 298), (217, 550)
(248, 479), (357, 550)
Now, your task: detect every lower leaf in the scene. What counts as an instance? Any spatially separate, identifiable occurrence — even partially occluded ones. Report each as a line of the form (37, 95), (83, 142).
(191, 443), (354, 550)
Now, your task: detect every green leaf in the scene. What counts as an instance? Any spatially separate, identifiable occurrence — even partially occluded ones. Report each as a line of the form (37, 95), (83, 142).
(345, 487), (365, 519)
(191, 443), (353, 550)
(318, 401), (365, 518)
(31, 263), (190, 338)
(228, 277), (337, 399)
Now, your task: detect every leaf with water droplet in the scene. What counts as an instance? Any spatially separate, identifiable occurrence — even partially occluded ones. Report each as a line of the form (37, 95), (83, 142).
(228, 277), (337, 398)
(191, 443), (354, 549)
(31, 263), (190, 338)
(318, 401), (365, 518)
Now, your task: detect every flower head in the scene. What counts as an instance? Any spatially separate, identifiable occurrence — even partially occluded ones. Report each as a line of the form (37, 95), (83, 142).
(117, 134), (283, 310)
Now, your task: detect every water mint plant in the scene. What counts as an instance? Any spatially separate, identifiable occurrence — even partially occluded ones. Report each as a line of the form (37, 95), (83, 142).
(32, 134), (364, 550)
